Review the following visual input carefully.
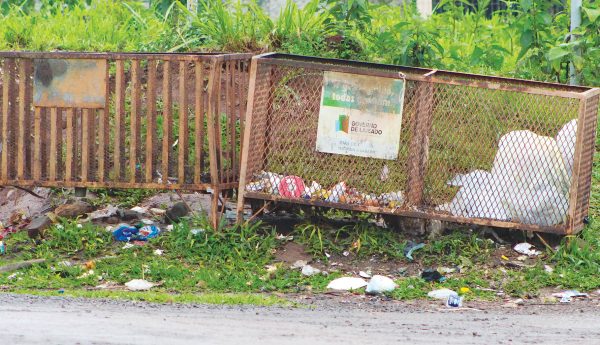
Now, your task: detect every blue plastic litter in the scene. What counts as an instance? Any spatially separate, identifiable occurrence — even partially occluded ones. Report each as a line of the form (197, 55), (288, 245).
(112, 225), (139, 242)
(404, 241), (425, 261)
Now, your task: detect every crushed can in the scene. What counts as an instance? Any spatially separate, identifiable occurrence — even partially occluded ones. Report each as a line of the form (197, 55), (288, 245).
(446, 294), (463, 308)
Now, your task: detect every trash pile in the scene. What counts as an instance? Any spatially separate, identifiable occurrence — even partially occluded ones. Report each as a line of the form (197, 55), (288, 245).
(438, 120), (576, 226)
(246, 171), (404, 208)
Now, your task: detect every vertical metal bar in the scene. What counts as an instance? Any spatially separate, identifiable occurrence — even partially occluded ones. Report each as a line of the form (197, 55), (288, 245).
(114, 60), (125, 181)
(162, 60), (172, 182)
(65, 108), (74, 181)
(145, 60), (157, 183)
(236, 57), (259, 222)
(97, 108), (107, 182)
(24, 60), (33, 179)
(239, 61), (247, 167)
(406, 76), (435, 207)
(567, 98), (588, 233)
(227, 61), (235, 183)
(216, 61), (224, 185)
(55, 108), (63, 180)
(1, 58), (13, 181)
(48, 107), (58, 181)
(178, 61), (189, 185)
(207, 59), (221, 228)
(81, 109), (90, 182)
(194, 61), (205, 185)
(130, 59), (141, 183)
(32, 107), (42, 180)
(17, 60), (30, 180)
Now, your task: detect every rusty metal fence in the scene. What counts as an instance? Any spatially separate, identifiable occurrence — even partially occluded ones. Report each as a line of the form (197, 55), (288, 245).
(0, 52), (251, 224)
(237, 53), (600, 235)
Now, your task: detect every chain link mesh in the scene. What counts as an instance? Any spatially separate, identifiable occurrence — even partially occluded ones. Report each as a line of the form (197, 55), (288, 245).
(242, 56), (599, 233)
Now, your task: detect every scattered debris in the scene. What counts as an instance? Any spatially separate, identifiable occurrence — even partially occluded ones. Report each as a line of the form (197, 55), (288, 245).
(359, 270), (371, 279)
(404, 241), (425, 261)
(130, 206), (148, 214)
(112, 225), (139, 242)
(552, 290), (589, 303)
(122, 243), (135, 249)
(301, 265), (321, 276)
(125, 279), (156, 291)
(365, 275), (397, 294)
(460, 287), (470, 294)
(117, 209), (142, 221)
(513, 243), (541, 256)
(113, 224), (160, 242)
(275, 234), (294, 241)
(140, 218), (154, 225)
(153, 249), (164, 256)
(438, 267), (456, 274)
(89, 205), (119, 221)
(291, 260), (308, 269)
(428, 289), (458, 300)
(165, 202), (190, 223)
(7, 272), (22, 280)
(0, 240), (5, 254)
(265, 265), (278, 273)
(421, 269), (445, 283)
(77, 270), (95, 279)
(446, 294), (463, 308)
(149, 208), (166, 216)
(190, 228), (205, 235)
(326, 277), (368, 291)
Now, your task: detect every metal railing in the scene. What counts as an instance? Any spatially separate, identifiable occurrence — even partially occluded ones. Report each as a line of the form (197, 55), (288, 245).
(0, 51), (252, 225)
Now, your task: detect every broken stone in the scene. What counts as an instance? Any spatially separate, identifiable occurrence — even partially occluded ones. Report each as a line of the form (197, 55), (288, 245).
(54, 201), (93, 218)
(165, 202), (189, 223)
(117, 209), (142, 221)
(89, 205), (119, 221)
(26, 215), (51, 239)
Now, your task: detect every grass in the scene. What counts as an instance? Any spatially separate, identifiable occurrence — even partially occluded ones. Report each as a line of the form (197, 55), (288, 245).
(9, 289), (291, 306)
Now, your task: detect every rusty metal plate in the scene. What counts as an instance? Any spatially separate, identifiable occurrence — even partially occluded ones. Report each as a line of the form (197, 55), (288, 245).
(33, 59), (107, 108)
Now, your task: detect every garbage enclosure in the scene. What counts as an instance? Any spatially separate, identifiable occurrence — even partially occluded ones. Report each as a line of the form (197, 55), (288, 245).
(0, 51), (252, 225)
(237, 53), (599, 235)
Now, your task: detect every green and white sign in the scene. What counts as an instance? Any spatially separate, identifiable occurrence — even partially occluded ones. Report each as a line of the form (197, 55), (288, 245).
(316, 71), (405, 160)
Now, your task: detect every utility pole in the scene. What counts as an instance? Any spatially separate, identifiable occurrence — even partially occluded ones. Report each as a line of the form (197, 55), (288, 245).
(416, 0), (432, 18)
(569, 0), (581, 85)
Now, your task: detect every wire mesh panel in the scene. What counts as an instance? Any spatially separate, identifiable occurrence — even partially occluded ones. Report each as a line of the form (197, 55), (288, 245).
(0, 52), (251, 224)
(237, 53), (600, 235)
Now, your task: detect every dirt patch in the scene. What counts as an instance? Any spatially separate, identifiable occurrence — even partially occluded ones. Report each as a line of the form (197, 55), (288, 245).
(274, 242), (312, 265)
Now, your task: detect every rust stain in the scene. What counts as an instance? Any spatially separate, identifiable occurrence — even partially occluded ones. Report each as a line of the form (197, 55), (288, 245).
(33, 59), (107, 108)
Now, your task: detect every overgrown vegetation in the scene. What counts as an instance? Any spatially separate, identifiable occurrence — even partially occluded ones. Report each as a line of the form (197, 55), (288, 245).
(0, 0), (598, 85)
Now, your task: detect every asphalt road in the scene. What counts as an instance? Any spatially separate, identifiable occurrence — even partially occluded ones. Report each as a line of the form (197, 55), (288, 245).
(1, 293), (599, 345)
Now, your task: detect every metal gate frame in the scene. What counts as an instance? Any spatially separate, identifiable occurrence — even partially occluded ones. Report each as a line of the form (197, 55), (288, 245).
(236, 53), (600, 235)
(0, 51), (252, 226)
